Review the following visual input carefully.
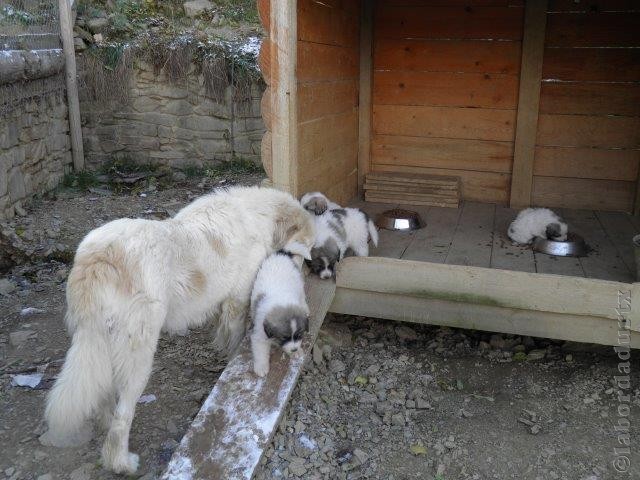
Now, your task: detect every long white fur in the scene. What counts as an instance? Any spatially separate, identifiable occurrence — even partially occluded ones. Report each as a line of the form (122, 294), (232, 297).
(250, 253), (309, 377)
(508, 207), (568, 245)
(40, 186), (314, 475)
(314, 207), (379, 258)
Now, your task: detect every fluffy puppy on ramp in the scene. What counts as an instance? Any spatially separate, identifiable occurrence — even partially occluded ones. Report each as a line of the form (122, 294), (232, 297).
(40, 186), (314, 475)
(250, 249), (310, 377)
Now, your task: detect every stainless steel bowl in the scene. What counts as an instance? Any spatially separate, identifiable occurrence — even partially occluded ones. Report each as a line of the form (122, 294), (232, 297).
(375, 209), (426, 231)
(532, 232), (589, 257)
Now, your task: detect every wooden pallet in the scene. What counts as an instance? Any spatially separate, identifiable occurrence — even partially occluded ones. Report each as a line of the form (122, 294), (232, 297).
(364, 172), (460, 207)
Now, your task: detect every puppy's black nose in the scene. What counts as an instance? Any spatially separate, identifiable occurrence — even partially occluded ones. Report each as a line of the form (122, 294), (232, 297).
(291, 348), (298, 352)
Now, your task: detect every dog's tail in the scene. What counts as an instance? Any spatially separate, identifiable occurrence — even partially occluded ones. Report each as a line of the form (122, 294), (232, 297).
(40, 316), (112, 447)
(367, 219), (379, 247)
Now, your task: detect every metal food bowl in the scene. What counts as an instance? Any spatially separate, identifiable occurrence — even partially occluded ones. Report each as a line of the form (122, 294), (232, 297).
(532, 232), (589, 257)
(375, 209), (426, 231)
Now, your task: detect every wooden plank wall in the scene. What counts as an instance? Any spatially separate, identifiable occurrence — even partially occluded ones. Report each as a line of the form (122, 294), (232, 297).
(532, 0), (640, 212)
(296, 0), (361, 205)
(370, 0), (525, 204)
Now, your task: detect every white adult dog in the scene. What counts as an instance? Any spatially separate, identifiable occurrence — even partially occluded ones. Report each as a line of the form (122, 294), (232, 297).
(39, 186), (314, 475)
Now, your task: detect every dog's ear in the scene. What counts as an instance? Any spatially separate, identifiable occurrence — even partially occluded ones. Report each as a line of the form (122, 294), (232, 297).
(263, 320), (276, 339)
(310, 197), (329, 215)
(546, 222), (562, 239)
(273, 215), (301, 250)
(273, 203), (315, 251)
(284, 240), (312, 261)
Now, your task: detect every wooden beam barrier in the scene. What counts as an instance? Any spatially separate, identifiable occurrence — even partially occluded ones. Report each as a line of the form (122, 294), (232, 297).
(509, 0), (548, 209)
(334, 256), (640, 334)
(161, 277), (335, 480)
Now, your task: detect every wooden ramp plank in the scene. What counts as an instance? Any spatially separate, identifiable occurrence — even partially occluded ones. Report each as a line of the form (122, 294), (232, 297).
(563, 209), (634, 282)
(402, 205), (462, 263)
(161, 277), (335, 480)
(445, 201), (496, 268)
(595, 211), (638, 276)
(490, 205), (537, 273)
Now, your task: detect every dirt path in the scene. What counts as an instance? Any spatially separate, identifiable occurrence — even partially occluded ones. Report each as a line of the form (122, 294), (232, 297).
(0, 176), (259, 480)
(2, 178), (639, 480)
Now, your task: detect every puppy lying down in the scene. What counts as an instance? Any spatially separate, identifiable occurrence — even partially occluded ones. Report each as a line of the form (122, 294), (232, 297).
(508, 207), (568, 245)
(250, 250), (309, 377)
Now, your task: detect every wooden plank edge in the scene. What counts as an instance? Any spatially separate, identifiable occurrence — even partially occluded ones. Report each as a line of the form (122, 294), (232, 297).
(161, 276), (336, 480)
(336, 256), (636, 325)
(330, 288), (640, 348)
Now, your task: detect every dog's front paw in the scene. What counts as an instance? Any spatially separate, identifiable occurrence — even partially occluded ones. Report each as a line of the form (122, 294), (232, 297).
(253, 360), (269, 377)
(106, 452), (139, 475)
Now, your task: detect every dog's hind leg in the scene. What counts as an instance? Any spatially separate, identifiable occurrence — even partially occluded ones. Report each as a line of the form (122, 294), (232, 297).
(214, 298), (249, 357)
(97, 392), (116, 431)
(101, 299), (165, 475)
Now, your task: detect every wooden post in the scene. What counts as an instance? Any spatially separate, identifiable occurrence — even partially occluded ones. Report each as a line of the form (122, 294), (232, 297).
(270, 0), (297, 195)
(58, 0), (85, 172)
(509, 0), (547, 209)
(357, 0), (374, 198)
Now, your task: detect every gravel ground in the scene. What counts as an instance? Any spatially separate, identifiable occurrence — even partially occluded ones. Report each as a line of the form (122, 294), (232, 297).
(2, 176), (640, 480)
(256, 316), (640, 480)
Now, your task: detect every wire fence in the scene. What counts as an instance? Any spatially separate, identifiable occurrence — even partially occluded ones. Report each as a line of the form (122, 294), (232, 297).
(0, 0), (66, 115)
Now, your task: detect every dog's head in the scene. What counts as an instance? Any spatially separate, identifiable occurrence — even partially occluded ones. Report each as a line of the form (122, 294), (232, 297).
(300, 192), (330, 216)
(306, 238), (340, 280)
(273, 201), (315, 261)
(545, 221), (568, 242)
(263, 305), (309, 354)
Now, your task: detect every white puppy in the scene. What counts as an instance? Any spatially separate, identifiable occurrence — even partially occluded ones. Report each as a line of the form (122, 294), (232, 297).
(308, 208), (379, 279)
(250, 250), (309, 377)
(300, 191), (341, 216)
(40, 186), (314, 475)
(508, 207), (568, 245)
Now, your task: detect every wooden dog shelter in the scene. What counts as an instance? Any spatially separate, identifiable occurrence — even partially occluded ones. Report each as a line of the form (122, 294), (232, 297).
(162, 1), (640, 478)
(258, 0), (640, 343)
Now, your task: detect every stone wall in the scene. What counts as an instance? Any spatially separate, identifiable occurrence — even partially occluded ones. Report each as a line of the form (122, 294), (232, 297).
(80, 60), (265, 169)
(0, 87), (72, 220)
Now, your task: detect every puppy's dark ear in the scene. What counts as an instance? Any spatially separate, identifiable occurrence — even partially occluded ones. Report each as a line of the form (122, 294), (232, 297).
(263, 321), (276, 339)
(298, 316), (310, 333)
(310, 197), (328, 215)
(546, 222), (562, 239)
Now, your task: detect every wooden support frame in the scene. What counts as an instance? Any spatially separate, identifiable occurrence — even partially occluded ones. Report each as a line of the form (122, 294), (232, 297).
(269, 0), (298, 195)
(333, 256), (640, 337)
(58, 0), (85, 172)
(357, 0), (374, 198)
(161, 277), (335, 480)
(509, 0), (548, 209)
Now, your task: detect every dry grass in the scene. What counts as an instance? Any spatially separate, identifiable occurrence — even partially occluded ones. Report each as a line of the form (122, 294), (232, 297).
(82, 45), (135, 105)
